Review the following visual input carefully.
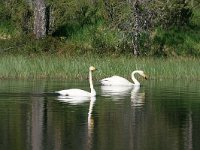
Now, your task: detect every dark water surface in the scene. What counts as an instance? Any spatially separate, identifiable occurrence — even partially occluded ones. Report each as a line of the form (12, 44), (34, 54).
(0, 79), (200, 150)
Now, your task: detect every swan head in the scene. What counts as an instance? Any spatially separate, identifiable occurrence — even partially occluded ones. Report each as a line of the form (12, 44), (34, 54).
(136, 70), (148, 80)
(89, 66), (96, 71)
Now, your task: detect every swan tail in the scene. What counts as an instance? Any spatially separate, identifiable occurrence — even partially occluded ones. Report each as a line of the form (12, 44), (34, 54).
(100, 79), (109, 85)
(55, 90), (69, 96)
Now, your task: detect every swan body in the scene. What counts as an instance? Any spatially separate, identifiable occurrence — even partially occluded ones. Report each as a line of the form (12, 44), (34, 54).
(56, 89), (95, 97)
(100, 70), (147, 86)
(56, 66), (96, 97)
(101, 76), (133, 86)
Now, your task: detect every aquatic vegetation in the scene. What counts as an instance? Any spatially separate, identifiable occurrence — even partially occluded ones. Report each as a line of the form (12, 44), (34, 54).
(0, 55), (199, 80)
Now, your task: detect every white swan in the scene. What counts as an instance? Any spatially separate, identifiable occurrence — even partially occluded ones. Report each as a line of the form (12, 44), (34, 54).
(100, 70), (147, 86)
(56, 66), (96, 97)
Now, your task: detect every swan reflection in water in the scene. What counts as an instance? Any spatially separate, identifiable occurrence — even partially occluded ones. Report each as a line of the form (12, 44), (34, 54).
(56, 96), (96, 150)
(101, 85), (145, 106)
(87, 97), (96, 149)
(101, 85), (133, 100)
(130, 86), (145, 107)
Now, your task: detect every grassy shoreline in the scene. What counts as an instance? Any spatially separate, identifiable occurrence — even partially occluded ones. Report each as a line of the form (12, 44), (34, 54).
(0, 55), (200, 80)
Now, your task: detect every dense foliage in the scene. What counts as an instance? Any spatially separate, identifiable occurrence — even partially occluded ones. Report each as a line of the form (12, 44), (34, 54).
(0, 0), (199, 57)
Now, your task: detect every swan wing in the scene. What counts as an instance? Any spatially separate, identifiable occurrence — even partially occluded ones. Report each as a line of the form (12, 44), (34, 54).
(56, 89), (90, 97)
(100, 76), (133, 86)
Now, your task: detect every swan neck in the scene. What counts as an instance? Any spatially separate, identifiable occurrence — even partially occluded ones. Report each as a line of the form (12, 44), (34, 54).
(131, 71), (140, 85)
(89, 70), (96, 96)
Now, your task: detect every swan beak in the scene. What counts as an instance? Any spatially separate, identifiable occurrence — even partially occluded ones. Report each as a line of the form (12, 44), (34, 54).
(93, 68), (97, 71)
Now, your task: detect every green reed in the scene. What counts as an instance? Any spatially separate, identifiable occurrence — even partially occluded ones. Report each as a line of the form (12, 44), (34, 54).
(0, 55), (199, 80)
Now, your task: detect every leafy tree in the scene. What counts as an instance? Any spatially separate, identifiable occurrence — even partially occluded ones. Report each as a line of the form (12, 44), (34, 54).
(0, 0), (32, 35)
(0, 0), (199, 56)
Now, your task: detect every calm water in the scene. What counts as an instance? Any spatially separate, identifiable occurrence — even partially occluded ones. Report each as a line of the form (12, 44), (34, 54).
(0, 79), (200, 150)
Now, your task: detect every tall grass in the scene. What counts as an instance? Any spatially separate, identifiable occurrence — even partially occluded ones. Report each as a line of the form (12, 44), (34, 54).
(0, 55), (200, 80)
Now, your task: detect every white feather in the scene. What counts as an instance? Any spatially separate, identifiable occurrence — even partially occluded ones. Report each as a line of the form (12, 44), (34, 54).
(100, 70), (147, 86)
(56, 66), (96, 98)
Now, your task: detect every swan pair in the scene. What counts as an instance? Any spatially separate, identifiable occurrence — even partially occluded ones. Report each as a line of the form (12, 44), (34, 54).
(56, 66), (147, 97)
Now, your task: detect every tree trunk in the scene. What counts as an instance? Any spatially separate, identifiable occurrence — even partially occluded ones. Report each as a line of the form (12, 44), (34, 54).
(132, 0), (140, 56)
(33, 0), (46, 39)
